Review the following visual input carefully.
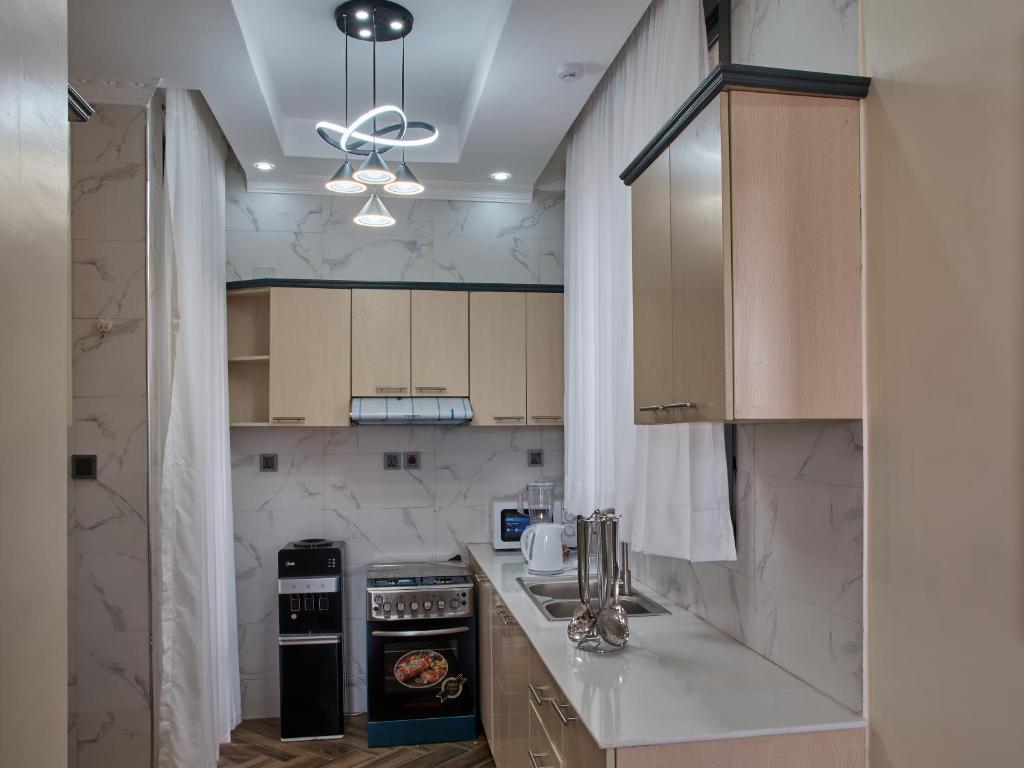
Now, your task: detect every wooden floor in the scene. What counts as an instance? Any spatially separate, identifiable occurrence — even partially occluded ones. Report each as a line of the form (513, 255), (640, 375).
(218, 715), (495, 768)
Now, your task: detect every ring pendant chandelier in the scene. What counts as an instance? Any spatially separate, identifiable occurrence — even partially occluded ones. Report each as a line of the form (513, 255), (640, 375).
(316, 1), (438, 227)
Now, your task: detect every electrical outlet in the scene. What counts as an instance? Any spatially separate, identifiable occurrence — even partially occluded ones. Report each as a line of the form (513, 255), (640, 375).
(404, 452), (421, 470)
(70, 454), (97, 479)
(383, 452), (401, 470)
(528, 449), (544, 467)
(259, 454), (278, 472)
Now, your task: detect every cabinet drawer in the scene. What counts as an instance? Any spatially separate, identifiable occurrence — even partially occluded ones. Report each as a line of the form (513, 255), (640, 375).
(529, 699), (564, 768)
(528, 646), (564, 757)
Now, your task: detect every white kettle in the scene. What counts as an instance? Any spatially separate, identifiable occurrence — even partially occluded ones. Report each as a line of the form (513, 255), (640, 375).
(521, 523), (564, 576)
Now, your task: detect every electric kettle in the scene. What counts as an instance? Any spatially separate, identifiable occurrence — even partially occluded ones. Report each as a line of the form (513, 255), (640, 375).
(520, 523), (564, 575)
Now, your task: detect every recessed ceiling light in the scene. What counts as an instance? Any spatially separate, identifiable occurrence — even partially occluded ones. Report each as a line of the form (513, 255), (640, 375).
(490, 171), (512, 181)
(354, 9), (369, 20)
(358, 28), (372, 38)
(254, 161), (275, 171)
(390, 20), (404, 30)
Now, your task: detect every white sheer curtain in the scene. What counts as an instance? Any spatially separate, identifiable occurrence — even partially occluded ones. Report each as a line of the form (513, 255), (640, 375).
(564, 0), (735, 561)
(151, 89), (241, 767)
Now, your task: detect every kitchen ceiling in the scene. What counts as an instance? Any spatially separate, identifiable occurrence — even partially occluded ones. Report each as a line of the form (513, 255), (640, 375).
(70, 0), (651, 201)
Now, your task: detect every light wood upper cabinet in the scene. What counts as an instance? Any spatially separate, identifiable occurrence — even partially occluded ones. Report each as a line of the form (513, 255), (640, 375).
(630, 89), (862, 423)
(470, 292), (527, 426)
(268, 288), (352, 427)
(631, 152), (675, 426)
(526, 293), (564, 425)
(351, 289), (411, 397)
(411, 290), (469, 396)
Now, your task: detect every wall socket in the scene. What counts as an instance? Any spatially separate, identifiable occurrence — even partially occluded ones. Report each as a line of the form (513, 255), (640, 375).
(528, 450), (544, 467)
(259, 454), (278, 472)
(383, 452), (402, 470)
(404, 452), (421, 470)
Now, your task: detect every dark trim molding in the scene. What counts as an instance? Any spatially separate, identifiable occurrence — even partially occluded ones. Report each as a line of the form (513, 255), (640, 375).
(68, 84), (94, 123)
(227, 278), (564, 294)
(620, 64), (871, 185)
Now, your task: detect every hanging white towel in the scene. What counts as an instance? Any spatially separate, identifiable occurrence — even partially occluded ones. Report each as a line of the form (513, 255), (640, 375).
(630, 423), (736, 562)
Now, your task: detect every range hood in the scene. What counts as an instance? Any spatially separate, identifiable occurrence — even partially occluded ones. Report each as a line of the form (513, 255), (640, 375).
(350, 397), (473, 425)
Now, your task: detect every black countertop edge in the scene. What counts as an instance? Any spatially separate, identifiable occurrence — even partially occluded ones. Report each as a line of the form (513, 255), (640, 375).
(227, 278), (565, 294)
(620, 63), (872, 185)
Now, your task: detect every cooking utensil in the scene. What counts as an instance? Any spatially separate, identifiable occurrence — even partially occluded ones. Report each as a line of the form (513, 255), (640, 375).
(567, 515), (596, 643)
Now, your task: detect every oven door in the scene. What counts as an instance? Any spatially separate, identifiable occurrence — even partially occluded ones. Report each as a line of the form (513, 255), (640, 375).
(367, 618), (476, 722)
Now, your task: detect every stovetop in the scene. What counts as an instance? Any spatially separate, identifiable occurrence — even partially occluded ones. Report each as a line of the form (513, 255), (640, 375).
(365, 562), (474, 621)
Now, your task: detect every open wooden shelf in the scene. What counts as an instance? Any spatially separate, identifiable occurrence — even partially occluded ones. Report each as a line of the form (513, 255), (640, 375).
(228, 290), (271, 425)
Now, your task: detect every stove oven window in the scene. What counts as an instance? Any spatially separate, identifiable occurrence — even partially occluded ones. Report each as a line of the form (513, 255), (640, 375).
(368, 623), (475, 721)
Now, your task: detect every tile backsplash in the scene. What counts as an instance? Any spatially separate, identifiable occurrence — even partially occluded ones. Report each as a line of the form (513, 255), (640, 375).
(232, 425), (564, 717)
(225, 158), (564, 285)
(632, 421), (864, 711)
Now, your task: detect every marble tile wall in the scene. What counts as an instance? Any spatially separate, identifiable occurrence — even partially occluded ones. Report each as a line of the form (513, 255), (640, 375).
(232, 425), (564, 716)
(225, 158), (564, 285)
(631, 421), (864, 711)
(731, 0), (859, 75)
(70, 103), (152, 768)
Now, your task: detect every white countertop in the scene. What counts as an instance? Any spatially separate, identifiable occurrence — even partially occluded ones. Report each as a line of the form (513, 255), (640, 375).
(468, 544), (865, 750)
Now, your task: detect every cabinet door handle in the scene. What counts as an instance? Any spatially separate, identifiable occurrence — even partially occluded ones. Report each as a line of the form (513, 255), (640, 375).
(663, 402), (697, 409)
(528, 683), (552, 705)
(375, 386), (408, 393)
(529, 752), (548, 768)
(638, 405), (662, 412)
(550, 700), (577, 725)
(414, 386), (448, 392)
(530, 416), (562, 421)
(494, 416), (525, 421)
(271, 416), (306, 422)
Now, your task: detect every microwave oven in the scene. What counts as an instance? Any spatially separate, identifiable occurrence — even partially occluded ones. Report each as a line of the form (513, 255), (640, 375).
(490, 498), (572, 550)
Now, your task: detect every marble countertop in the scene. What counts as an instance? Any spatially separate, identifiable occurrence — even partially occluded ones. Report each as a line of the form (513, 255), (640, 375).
(468, 544), (865, 750)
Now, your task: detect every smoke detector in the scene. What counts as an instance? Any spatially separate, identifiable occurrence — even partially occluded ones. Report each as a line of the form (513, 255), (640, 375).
(557, 63), (584, 82)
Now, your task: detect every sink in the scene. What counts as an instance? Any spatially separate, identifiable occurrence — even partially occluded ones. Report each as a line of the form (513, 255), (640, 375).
(516, 575), (670, 622)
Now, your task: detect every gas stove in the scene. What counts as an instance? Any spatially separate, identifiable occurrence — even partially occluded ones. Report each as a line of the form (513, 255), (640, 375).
(365, 562), (473, 621)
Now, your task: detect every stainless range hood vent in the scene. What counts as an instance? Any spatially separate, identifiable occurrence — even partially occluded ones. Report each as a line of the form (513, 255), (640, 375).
(350, 397), (473, 425)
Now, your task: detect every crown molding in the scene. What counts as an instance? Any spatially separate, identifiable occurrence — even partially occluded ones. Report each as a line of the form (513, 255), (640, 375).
(70, 74), (161, 107)
(246, 175), (538, 204)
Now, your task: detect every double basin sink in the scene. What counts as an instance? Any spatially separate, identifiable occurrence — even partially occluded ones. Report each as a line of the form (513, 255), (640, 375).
(516, 575), (670, 621)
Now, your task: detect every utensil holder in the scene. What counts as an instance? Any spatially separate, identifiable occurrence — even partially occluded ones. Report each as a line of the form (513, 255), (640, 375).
(569, 509), (628, 653)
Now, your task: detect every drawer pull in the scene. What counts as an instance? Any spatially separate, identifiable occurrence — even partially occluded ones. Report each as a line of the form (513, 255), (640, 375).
(414, 386), (448, 392)
(528, 752), (548, 768)
(531, 416), (562, 421)
(375, 386), (408, 393)
(494, 416), (525, 422)
(271, 416), (306, 422)
(551, 700), (577, 725)
(528, 683), (552, 705)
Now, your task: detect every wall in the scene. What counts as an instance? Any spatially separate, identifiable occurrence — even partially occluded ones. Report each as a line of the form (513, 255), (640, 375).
(731, 0), (859, 75)
(69, 103), (152, 767)
(863, 1), (1024, 766)
(0, 1), (71, 765)
(633, 421), (863, 710)
(226, 158), (564, 284)
(226, 161), (566, 717)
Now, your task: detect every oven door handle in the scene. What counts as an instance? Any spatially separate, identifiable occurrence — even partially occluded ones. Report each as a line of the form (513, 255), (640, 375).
(371, 627), (470, 638)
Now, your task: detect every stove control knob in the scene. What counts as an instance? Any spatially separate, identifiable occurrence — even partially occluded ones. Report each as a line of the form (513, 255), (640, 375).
(383, 602), (392, 613)
(397, 601), (406, 612)
(436, 599), (447, 610)
(423, 600), (433, 610)
(373, 594), (383, 605)
(409, 601), (419, 611)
